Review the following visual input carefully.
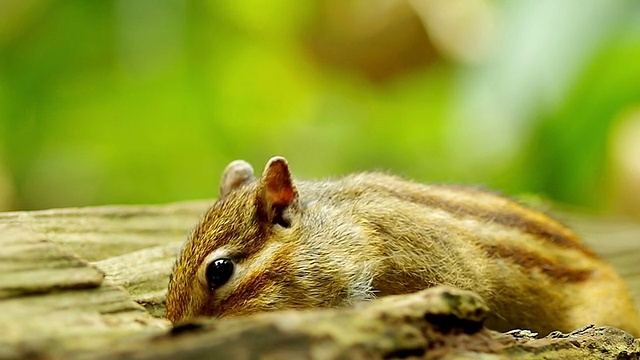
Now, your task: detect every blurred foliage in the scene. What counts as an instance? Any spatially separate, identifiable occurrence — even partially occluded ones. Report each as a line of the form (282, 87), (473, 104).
(0, 0), (639, 215)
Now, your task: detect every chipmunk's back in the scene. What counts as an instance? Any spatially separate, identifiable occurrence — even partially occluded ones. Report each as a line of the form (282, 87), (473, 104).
(166, 157), (640, 337)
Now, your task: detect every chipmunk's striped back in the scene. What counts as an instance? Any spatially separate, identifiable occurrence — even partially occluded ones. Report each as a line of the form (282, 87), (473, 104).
(166, 157), (640, 337)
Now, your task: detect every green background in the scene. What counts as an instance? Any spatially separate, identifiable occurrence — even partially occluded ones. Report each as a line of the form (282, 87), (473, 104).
(1, 0), (639, 215)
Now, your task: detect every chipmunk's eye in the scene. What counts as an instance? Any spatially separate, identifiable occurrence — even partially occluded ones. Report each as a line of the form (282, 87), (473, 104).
(205, 258), (234, 291)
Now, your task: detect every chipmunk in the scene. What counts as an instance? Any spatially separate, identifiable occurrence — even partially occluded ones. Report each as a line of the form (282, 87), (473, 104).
(166, 156), (640, 336)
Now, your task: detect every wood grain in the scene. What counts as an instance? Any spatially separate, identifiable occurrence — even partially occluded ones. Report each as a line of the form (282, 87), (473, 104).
(0, 201), (638, 359)
(0, 225), (104, 298)
(0, 224), (168, 359)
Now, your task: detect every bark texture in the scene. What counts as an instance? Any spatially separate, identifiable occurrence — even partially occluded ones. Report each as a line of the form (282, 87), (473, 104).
(0, 201), (638, 359)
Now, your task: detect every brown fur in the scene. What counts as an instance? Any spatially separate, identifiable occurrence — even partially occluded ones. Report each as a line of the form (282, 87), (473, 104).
(166, 157), (640, 336)
(481, 244), (592, 283)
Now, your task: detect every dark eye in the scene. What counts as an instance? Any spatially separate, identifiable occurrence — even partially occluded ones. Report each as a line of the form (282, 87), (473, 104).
(205, 258), (234, 291)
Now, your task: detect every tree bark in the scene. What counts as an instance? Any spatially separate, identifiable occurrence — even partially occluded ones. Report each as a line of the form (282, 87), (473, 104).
(0, 201), (638, 359)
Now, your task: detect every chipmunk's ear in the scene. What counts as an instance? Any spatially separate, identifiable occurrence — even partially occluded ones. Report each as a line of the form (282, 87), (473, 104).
(256, 156), (297, 223)
(219, 160), (255, 199)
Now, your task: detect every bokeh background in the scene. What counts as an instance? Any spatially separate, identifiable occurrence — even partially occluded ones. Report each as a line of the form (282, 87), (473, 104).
(1, 0), (640, 217)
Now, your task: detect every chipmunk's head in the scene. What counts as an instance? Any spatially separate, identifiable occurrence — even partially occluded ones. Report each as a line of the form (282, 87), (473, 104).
(166, 156), (303, 323)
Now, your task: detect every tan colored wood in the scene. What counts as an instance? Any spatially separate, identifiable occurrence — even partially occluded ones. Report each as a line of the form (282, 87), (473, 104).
(0, 202), (639, 359)
(68, 288), (640, 360)
(0, 201), (210, 316)
(0, 224), (168, 359)
(0, 224), (104, 298)
(94, 242), (183, 317)
(0, 200), (210, 261)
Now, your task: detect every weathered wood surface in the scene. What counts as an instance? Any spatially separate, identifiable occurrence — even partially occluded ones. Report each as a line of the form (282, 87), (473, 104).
(0, 224), (104, 298)
(0, 201), (210, 261)
(1, 201), (638, 315)
(0, 224), (167, 359)
(64, 287), (640, 360)
(0, 200), (639, 359)
(0, 200), (211, 317)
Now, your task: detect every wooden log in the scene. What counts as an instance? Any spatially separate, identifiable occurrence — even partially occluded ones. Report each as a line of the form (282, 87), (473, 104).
(0, 201), (639, 359)
(0, 201), (210, 261)
(94, 242), (184, 317)
(0, 201), (210, 316)
(72, 287), (640, 360)
(1, 201), (638, 315)
(0, 224), (103, 298)
(0, 225), (168, 359)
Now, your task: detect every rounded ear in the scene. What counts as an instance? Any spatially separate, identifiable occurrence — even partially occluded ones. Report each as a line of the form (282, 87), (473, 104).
(219, 160), (255, 198)
(256, 156), (298, 222)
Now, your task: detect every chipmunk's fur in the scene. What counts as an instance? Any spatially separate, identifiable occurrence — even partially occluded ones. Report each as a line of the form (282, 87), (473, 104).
(166, 156), (640, 336)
